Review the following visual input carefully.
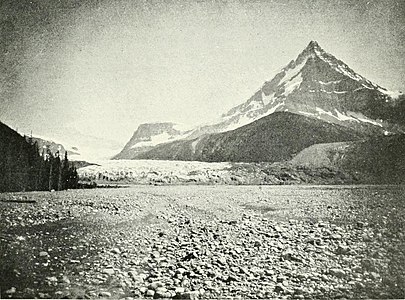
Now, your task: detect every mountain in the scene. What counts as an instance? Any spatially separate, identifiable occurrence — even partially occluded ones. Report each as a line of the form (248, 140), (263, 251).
(219, 41), (403, 132)
(114, 122), (192, 159)
(23, 129), (123, 162)
(29, 136), (80, 156)
(116, 41), (404, 160)
(134, 112), (364, 162)
(289, 134), (405, 184)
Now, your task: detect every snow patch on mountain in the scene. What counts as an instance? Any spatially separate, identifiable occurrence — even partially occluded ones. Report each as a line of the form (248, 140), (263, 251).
(319, 80), (341, 85)
(333, 91), (348, 94)
(298, 111), (314, 117)
(280, 59), (307, 85)
(223, 101), (285, 132)
(297, 107), (386, 127)
(262, 92), (275, 106)
(225, 114), (257, 132)
(131, 132), (172, 148)
(265, 101), (285, 115)
(362, 84), (374, 90)
(377, 88), (403, 99)
(334, 109), (359, 122)
(173, 123), (194, 132)
(316, 107), (336, 119)
(282, 73), (303, 96)
(347, 112), (384, 127)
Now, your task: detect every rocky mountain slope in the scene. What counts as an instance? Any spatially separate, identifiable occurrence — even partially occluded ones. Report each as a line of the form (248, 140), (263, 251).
(219, 41), (404, 132)
(115, 41), (404, 160)
(114, 123), (191, 159)
(29, 136), (80, 156)
(290, 134), (405, 184)
(134, 112), (363, 162)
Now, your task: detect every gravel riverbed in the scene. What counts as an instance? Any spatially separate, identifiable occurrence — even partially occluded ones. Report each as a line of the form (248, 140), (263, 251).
(1, 185), (404, 299)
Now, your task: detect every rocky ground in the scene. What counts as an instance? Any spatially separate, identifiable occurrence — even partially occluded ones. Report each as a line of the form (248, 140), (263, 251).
(1, 185), (404, 299)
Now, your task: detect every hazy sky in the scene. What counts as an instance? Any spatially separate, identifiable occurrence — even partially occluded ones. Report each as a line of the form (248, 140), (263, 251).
(1, 0), (404, 147)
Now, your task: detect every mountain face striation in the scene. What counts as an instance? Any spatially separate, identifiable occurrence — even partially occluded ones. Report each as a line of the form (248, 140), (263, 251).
(115, 41), (404, 161)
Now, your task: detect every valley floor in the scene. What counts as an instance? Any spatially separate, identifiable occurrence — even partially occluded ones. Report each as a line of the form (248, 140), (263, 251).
(1, 185), (404, 299)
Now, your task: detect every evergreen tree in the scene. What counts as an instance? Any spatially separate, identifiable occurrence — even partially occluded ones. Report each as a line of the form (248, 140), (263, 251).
(47, 147), (54, 191)
(61, 151), (69, 190)
(0, 122), (81, 192)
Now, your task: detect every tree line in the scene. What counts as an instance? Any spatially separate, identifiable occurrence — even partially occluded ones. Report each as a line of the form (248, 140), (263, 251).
(0, 126), (79, 193)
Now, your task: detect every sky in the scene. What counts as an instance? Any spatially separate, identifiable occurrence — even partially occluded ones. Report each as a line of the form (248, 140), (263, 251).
(1, 0), (404, 153)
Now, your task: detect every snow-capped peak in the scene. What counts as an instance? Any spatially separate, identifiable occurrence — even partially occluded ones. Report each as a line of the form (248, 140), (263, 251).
(115, 41), (404, 159)
(303, 40), (324, 56)
(217, 40), (402, 134)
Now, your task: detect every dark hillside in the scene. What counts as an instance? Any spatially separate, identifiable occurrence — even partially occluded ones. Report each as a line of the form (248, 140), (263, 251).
(136, 112), (364, 163)
(341, 134), (405, 184)
(290, 134), (405, 184)
(0, 122), (39, 192)
(0, 121), (79, 192)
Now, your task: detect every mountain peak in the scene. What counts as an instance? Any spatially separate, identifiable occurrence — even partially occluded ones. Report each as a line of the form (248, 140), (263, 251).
(303, 40), (324, 56)
(292, 40), (325, 65)
(307, 40), (320, 49)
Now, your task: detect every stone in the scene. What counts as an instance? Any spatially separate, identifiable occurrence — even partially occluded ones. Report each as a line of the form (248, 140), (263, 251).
(148, 282), (164, 290)
(274, 283), (285, 293)
(281, 280), (289, 287)
(111, 248), (121, 254)
(179, 291), (200, 300)
(182, 252), (198, 261)
(225, 274), (239, 282)
(54, 291), (63, 297)
(329, 268), (346, 278)
(146, 290), (155, 297)
(102, 268), (115, 275)
(176, 268), (187, 274)
(217, 256), (227, 265)
(39, 251), (49, 257)
(265, 269), (275, 276)
(128, 270), (138, 279)
(38, 293), (48, 298)
(46, 276), (58, 283)
(6, 287), (16, 294)
(175, 287), (185, 294)
(154, 287), (170, 299)
(330, 234), (342, 240)
(61, 275), (71, 285)
(181, 279), (191, 287)
(336, 244), (350, 255)
(294, 287), (305, 295)
(100, 291), (112, 297)
(356, 221), (367, 228)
